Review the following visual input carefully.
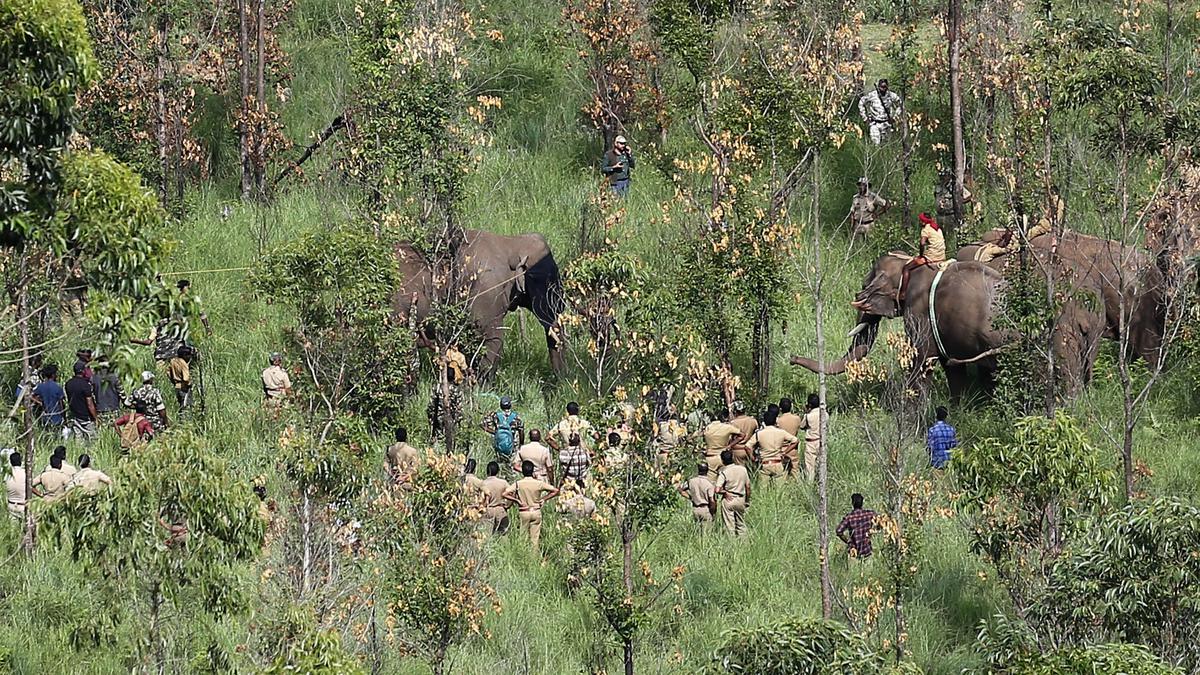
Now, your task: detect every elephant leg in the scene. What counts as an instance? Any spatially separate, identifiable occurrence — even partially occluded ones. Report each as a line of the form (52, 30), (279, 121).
(944, 364), (971, 405)
(478, 324), (504, 381)
(545, 322), (565, 374)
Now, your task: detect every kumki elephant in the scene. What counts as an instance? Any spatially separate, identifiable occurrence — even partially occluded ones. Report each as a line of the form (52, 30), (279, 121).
(392, 229), (565, 376)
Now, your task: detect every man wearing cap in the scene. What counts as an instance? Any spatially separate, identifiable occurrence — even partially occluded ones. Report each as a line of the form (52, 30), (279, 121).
(602, 135), (635, 196)
(91, 359), (123, 425)
(728, 402), (758, 467)
(482, 396), (524, 463)
(513, 429), (555, 483)
(262, 353), (292, 403)
(858, 79), (903, 145)
(131, 371), (170, 432)
(64, 361), (99, 441)
(850, 177), (889, 236)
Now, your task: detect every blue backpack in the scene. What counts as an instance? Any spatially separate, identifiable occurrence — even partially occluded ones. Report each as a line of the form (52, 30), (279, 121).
(493, 410), (518, 457)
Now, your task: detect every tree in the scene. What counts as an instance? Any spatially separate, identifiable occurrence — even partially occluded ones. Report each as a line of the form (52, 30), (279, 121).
(360, 453), (497, 675)
(1033, 498), (1200, 669)
(2, 0), (171, 552)
(38, 433), (265, 671)
(234, 0), (291, 200)
(565, 434), (681, 675)
(954, 412), (1114, 614)
(975, 612), (1183, 674)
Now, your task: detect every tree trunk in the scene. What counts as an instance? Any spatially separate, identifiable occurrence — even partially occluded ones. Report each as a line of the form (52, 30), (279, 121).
(947, 0), (965, 250)
(237, 0), (253, 200)
(155, 12), (170, 206)
(812, 150), (833, 620)
(254, 0), (268, 198)
(752, 301), (770, 401)
(622, 519), (635, 675)
(18, 252), (35, 554)
(301, 490), (312, 595)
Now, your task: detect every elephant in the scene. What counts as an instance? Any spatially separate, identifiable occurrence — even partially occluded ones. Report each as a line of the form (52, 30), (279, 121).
(391, 229), (565, 375)
(790, 252), (1107, 399)
(958, 229), (1165, 367)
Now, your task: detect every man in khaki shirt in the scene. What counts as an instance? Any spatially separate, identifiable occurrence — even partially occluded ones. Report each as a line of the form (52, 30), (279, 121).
(33, 455), (73, 501)
(548, 402), (597, 453)
(558, 478), (597, 520)
(702, 410), (743, 474)
(678, 464), (716, 524)
(728, 402), (758, 466)
(799, 393), (827, 482)
(715, 450), (751, 536)
(479, 462), (511, 534)
(746, 411), (799, 483)
(6, 452), (28, 516)
(504, 461), (560, 552)
(386, 427), (420, 484)
(512, 429), (555, 483)
(46, 445), (77, 478)
(776, 398), (803, 475)
(262, 353), (292, 401)
(67, 455), (112, 493)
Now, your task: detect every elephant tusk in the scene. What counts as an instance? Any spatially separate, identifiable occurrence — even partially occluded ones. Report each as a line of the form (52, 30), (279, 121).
(847, 322), (869, 338)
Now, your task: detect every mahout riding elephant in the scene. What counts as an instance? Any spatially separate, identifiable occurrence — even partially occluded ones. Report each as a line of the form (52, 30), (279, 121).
(392, 229), (564, 376)
(790, 253), (1106, 399)
(958, 229), (1165, 366)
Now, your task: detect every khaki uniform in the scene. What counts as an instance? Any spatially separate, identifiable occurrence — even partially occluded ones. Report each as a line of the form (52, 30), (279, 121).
(480, 476), (511, 534)
(445, 347), (468, 385)
(262, 365), (291, 400)
(653, 419), (686, 464)
(729, 415), (758, 466)
(683, 476), (716, 523)
(851, 191), (888, 234)
(464, 474), (485, 492)
(559, 493), (597, 519)
(702, 421), (741, 473)
(513, 441), (553, 480)
(553, 415), (595, 451)
(799, 408), (826, 481)
(49, 461), (78, 479)
(974, 234), (1020, 263)
(6, 467), (27, 516)
(921, 223), (946, 263)
(386, 442), (420, 483)
(747, 426), (799, 482)
(68, 467), (112, 493)
(777, 412), (803, 474)
(716, 464), (750, 536)
(507, 477), (556, 551)
(34, 468), (72, 501)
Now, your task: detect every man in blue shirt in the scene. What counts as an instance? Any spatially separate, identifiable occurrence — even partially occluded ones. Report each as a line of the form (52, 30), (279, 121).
(31, 364), (66, 429)
(926, 405), (957, 469)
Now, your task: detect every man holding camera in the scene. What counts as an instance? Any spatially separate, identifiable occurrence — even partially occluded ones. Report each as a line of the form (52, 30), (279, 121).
(602, 135), (635, 196)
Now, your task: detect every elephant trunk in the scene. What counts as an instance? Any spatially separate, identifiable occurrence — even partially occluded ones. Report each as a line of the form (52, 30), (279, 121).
(789, 316), (881, 375)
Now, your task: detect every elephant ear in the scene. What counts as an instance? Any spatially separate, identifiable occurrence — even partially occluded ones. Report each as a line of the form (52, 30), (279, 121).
(512, 255), (529, 294)
(852, 271), (900, 318)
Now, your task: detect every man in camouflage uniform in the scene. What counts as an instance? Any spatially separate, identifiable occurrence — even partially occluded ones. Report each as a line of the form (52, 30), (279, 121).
(130, 371), (170, 432)
(850, 178), (889, 236)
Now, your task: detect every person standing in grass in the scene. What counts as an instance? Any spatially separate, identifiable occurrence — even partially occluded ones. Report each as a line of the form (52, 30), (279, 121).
(167, 345), (194, 417)
(715, 450), (751, 536)
(482, 396), (524, 464)
(32, 454), (72, 501)
(504, 460), (559, 553)
(91, 359), (123, 426)
(67, 454), (113, 493)
(513, 429), (554, 483)
(836, 493), (877, 560)
(131, 371), (170, 432)
(6, 452), (28, 517)
(926, 406), (958, 470)
(745, 410), (799, 483)
(549, 401), (598, 456)
(728, 401), (758, 466)
(65, 361), (98, 442)
(261, 352), (293, 403)
(558, 478), (597, 520)
(386, 427), (420, 485)
(115, 403), (156, 450)
(776, 398), (803, 475)
(479, 461), (511, 535)
(601, 135), (635, 196)
(679, 464), (717, 525)
(798, 394), (825, 482)
(31, 364), (66, 432)
(702, 410), (743, 474)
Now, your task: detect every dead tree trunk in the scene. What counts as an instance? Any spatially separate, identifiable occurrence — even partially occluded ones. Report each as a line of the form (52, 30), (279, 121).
(254, 0), (268, 198)
(237, 0), (253, 200)
(18, 252), (35, 553)
(812, 150), (833, 619)
(948, 0), (965, 250)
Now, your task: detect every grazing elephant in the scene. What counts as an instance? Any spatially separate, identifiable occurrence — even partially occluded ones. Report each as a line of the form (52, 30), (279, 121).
(958, 229), (1165, 367)
(790, 253), (1106, 399)
(392, 229), (564, 375)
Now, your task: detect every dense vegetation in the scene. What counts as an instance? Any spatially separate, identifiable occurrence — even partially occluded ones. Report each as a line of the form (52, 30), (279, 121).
(2, 0), (1199, 672)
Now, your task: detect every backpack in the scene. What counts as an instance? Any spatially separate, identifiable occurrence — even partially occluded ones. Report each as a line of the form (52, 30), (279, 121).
(119, 415), (144, 450)
(492, 410), (518, 457)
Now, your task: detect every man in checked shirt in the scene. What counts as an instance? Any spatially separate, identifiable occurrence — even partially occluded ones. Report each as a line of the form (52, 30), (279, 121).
(926, 405), (958, 470)
(836, 493), (877, 560)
